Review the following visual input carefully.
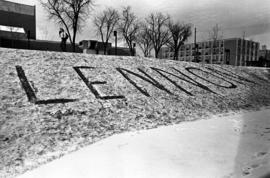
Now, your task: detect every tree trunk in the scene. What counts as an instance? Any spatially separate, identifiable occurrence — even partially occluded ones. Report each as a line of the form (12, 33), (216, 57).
(72, 30), (76, 52)
(174, 49), (179, 60)
(103, 43), (107, 55)
(154, 49), (158, 58)
(72, 42), (76, 52)
(129, 47), (134, 56)
(143, 50), (148, 57)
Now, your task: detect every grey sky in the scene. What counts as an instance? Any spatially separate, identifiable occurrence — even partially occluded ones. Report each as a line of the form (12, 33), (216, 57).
(6, 0), (270, 47)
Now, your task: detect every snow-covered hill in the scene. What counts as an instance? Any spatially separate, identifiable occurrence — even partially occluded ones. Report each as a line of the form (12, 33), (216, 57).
(1, 48), (270, 177)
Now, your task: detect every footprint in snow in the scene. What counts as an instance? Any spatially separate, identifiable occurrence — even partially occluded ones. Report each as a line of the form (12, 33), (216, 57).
(242, 166), (252, 176)
(242, 163), (265, 177)
(254, 151), (268, 158)
(241, 152), (268, 177)
(263, 128), (270, 133)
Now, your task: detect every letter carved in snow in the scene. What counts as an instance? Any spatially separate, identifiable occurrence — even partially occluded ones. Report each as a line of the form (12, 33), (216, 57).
(73, 66), (125, 100)
(15, 65), (77, 104)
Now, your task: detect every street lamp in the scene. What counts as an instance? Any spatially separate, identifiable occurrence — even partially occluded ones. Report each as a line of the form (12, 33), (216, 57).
(133, 43), (136, 56)
(225, 49), (230, 65)
(114, 31), (117, 55)
(27, 30), (30, 49)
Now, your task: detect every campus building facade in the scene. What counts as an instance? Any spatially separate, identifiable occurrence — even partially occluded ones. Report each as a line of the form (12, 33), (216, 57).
(159, 38), (260, 66)
(259, 45), (270, 60)
(0, 0), (36, 39)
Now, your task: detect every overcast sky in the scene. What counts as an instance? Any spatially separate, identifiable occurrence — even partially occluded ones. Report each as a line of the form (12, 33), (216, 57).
(6, 0), (270, 47)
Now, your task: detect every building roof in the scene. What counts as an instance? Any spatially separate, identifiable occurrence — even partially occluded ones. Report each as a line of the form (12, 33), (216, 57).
(0, 0), (35, 16)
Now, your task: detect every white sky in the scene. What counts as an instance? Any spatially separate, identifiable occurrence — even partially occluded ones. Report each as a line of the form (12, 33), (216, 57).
(5, 0), (270, 47)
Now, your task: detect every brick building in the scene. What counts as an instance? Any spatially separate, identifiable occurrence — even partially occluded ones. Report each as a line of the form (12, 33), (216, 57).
(159, 38), (260, 66)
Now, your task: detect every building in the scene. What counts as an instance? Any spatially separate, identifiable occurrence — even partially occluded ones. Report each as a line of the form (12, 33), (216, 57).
(0, 0), (36, 39)
(79, 40), (135, 56)
(0, 0), (83, 53)
(79, 40), (112, 55)
(257, 45), (270, 67)
(259, 45), (270, 60)
(159, 38), (260, 66)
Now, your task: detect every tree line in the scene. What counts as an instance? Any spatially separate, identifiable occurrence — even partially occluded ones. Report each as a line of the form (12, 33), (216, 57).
(40, 0), (192, 59)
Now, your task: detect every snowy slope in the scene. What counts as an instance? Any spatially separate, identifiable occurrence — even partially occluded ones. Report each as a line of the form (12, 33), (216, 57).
(1, 48), (270, 177)
(17, 109), (270, 178)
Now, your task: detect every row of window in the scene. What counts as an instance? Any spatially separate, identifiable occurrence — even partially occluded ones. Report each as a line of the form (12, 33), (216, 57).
(178, 55), (224, 61)
(180, 45), (224, 51)
(165, 52), (227, 58)
(237, 55), (258, 60)
(181, 41), (224, 50)
(237, 41), (259, 48)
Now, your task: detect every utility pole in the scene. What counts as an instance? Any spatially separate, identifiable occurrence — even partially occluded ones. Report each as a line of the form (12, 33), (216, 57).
(194, 27), (198, 62)
(194, 27), (196, 44)
(242, 30), (246, 66)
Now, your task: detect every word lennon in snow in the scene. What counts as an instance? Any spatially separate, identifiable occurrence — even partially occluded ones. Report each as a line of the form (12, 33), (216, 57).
(15, 65), (256, 105)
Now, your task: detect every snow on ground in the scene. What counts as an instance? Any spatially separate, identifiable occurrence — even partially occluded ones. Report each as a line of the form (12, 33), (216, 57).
(0, 48), (270, 177)
(17, 109), (270, 178)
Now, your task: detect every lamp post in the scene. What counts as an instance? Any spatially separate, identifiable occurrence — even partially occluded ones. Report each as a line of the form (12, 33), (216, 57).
(114, 31), (117, 55)
(225, 49), (230, 65)
(133, 43), (136, 56)
(27, 30), (30, 49)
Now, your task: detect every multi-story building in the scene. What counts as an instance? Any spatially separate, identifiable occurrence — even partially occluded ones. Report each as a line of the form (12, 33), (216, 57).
(259, 45), (270, 60)
(256, 45), (270, 67)
(0, 0), (83, 53)
(0, 0), (36, 40)
(159, 38), (260, 66)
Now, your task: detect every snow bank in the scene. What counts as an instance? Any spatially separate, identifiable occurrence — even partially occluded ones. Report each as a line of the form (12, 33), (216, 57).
(16, 109), (270, 178)
(1, 48), (270, 177)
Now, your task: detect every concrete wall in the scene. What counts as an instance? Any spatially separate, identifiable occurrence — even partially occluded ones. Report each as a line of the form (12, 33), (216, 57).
(0, 0), (36, 39)
(0, 38), (82, 53)
(0, 0), (35, 15)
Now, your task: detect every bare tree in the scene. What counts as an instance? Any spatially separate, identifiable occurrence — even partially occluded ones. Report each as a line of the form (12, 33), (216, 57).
(118, 6), (140, 56)
(209, 24), (223, 42)
(93, 8), (119, 55)
(167, 21), (192, 60)
(145, 12), (170, 58)
(136, 23), (153, 57)
(40, 0), (94, 52)
(208, 24), (223, 63)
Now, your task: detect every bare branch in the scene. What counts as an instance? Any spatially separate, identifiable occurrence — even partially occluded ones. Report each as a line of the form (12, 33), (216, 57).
(136, 22), (153, 57)
(118, 6), (140, 56)
(93, 7), (119, 54)
(145, 12), (170, 58)
(40, 0), (94, 52)
(167, 20), (192, 60)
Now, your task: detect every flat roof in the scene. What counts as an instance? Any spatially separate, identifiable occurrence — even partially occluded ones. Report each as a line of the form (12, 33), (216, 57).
(0, 0), (35, 16)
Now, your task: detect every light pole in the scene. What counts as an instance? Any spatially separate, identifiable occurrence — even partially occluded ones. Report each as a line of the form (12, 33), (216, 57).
(27, 30), (30, 49)
(225, 49), (230, 65)
(133, 43), (136, 56)
(114, 31), (117, 55)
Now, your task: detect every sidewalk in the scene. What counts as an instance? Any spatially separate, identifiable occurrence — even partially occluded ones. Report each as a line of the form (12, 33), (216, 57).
(18, 109), (270, 178)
